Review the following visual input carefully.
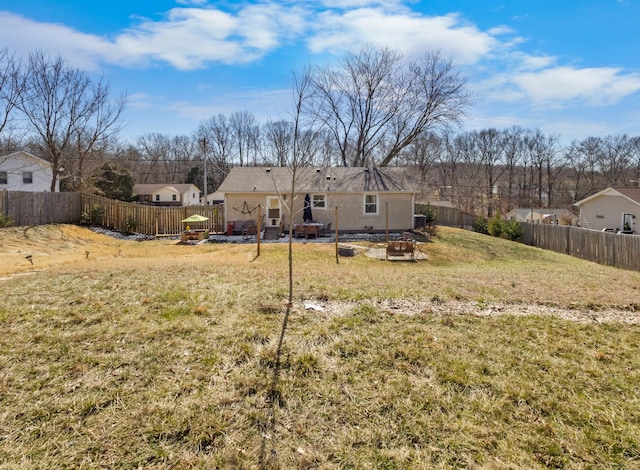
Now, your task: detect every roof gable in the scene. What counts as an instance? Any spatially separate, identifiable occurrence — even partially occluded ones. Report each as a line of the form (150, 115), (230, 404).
(217, 167), (422, 193)
(575, 187), (640, 207)
(1, 151), (52, 169)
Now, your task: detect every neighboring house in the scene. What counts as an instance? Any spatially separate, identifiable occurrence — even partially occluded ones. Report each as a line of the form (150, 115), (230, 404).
(505, 208), (576, 225)
(574, 187), (640, 232)
(133, 183), (202, 206)
(0, 151), (59, 192)
(205, 191), (225, 205)
(216, 166), (422, 232)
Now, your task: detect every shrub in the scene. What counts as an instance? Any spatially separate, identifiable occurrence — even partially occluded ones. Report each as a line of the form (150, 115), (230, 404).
(0, 213), (13, 228)
(487, 212), (504, 237)
(503, 218), (525, 241)
(419, 203), (438, 236)
(122, 216), (137, 235)
(472, 216), (488, 234)
(483, 211), (525, 241)
(80, 205), (104, 226)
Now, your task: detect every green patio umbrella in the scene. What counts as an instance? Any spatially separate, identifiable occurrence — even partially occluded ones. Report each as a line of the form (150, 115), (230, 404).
(181, 214), (209, 223)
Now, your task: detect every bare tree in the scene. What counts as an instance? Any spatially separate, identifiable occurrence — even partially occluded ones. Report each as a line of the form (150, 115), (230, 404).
(574, 136), (606, 196)
(309, 45), (470, 167)
(196, 114), (234, 190)
(18, 51), (126, 191)
(473, 128), (505, 216)
(501, 126), (525, 211)
(68, 82), (126, 191)
(405, 131), (441, 168)
(600, 134), (632, 186)
(631, 136), (640, 187)
(0, 48), (24, 148)
(262, 119), (293, 167)
(261, 68), (323, 468)
(134, 133), (172, 183)
(230, 110), (260, 167)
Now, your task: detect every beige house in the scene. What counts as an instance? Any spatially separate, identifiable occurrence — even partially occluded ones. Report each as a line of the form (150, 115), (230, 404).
(133, 183), (202, 206)
(574, 187), (640, 233)
(216, 167), (422, 233)
(505, 208), (576, 225)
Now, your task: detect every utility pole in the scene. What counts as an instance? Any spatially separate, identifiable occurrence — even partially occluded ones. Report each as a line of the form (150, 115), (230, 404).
(201, 137), (208, 205)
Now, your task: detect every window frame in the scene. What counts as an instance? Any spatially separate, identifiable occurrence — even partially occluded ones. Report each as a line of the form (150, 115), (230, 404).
(312, 193), (326, 209)
(0, 171), (7, 185)
(22, 171), (33, 184)
(364, 193), (378, 215)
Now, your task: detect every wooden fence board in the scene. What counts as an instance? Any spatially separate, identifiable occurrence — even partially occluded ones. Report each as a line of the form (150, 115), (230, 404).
(415, 204), (477, 230)
(523, 223), (640, 272)
(0, 191), (81, 226)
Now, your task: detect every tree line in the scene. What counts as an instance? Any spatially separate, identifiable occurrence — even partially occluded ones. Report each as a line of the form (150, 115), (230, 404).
(1, 46), (639, 216)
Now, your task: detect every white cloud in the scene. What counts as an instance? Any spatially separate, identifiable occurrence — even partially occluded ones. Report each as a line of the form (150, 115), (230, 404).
(513, 66), (640, 106)
(176, 0), (208, 5)
(487, 25), (514, 35)
(0, 12), (117, 70)
(114, 5), (304, 69)
(0, 3), (501, 70)
(0, 5), (305, 71)
(319, 0), (403, 7)
(307, 9), (497, 64)
(515, 53), (557, 71)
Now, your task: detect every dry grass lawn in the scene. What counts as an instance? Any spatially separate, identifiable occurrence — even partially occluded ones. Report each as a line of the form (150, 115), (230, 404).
(1, 224), (639, 468)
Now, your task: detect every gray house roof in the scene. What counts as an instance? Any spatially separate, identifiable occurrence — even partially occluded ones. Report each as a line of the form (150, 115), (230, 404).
(217, 167), (422, 193)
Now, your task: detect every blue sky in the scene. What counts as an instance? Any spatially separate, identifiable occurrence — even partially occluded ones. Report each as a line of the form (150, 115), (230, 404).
(1, 0), (639, 143)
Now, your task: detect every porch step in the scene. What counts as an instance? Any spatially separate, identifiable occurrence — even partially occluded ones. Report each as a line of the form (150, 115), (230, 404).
(263, 226), (280, 241)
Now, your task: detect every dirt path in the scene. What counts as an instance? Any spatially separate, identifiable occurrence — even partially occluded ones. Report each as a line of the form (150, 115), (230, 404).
(306, 298), (640, 325)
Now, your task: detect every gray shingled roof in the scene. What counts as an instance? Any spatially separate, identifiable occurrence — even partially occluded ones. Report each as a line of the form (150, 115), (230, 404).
(217, 167), (422, 193)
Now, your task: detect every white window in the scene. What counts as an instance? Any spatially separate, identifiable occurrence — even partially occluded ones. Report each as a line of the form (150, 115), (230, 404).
(0, 171), (7, 185)
(172, 194), (177, 201)
(623, 213), (634, 232)
(312, 194), (326, 209)
(364, 193), (378, 214)
(22, 172), (33, 184)
(155, 194), (160, 201)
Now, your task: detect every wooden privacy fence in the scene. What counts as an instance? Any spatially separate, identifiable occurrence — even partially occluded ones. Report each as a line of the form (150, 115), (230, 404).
(416, 204), (477, 230)
(415, 202), (639, 272)
(0, 190), (81, 226)
(81, 194), (224, 236)
(522, 222), (640, 272)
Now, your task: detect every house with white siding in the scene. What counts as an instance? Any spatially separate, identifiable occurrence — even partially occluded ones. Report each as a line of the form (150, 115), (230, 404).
(0, 151), (59, 192)
(133, 183), (202, 206)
